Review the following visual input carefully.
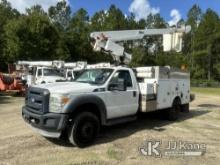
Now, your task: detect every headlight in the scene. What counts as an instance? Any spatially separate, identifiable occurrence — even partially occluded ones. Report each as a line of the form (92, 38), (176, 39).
(49, 94), (70, 113)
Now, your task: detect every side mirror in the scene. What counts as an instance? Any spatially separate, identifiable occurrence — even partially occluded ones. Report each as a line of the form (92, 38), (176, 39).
(108, 79), (127, 91)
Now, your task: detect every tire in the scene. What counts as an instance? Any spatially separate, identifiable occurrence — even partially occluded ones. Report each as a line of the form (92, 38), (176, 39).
(68, 112), (100, 148)
(181, 103), (189, 113)
(167, 98), (181, 121)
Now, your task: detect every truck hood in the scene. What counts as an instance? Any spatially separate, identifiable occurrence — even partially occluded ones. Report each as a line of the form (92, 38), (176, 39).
(36, 82), (99, 94)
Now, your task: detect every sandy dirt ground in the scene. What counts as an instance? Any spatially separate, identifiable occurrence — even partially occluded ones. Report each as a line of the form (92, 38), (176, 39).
(0, 93), (220, 165)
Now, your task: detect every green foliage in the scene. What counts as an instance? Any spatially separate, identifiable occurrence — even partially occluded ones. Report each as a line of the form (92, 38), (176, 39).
(66, 8), (91, 61)
(187, 4), (202, 33)
(103, 5), (127, 30)
(3, 6), (68, 62)
(48, 0), (71, 30)
(192, 9), (220, 80)
(191, 79), (219, 87)
(191, 87), (220, 95)
(130, 47), (155, 67)
(0, 0), (19, 71)
(145, 14), (167, 28)
(90, 10), (107, 31)
(0, 0), (220, 82)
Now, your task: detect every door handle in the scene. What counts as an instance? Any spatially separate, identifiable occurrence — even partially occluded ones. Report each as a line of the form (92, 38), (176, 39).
(133, 91), (137, 97)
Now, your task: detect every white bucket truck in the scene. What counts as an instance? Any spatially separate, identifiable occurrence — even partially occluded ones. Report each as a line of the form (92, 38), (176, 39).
(22, 26), (194, 147)
(17, 61), (66, 86)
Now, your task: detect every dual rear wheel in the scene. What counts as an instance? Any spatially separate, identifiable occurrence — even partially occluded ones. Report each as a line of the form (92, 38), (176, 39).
(167, 98), (189, 121)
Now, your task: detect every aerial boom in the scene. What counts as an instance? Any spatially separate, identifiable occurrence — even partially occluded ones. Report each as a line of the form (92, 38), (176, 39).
(90, 26), (191, 64)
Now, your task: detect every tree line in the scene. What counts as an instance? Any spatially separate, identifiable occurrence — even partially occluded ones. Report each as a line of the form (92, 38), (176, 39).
(0, 0), (220, 81)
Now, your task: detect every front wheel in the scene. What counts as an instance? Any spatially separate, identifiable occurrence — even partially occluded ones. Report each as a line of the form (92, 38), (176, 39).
(68, 112), (100, 148)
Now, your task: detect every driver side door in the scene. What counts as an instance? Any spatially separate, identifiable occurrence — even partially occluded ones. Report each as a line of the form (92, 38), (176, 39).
(105, 70), (139, 119)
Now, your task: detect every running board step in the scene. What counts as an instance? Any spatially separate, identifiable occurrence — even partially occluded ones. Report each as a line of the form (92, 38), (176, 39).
(105, 115), (137, 126)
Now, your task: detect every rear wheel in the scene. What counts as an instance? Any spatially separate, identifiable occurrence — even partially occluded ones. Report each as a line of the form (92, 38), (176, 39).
(167, 98), (181, 121)
(181, 103), (189, 113)
(68, 112), (100, 148)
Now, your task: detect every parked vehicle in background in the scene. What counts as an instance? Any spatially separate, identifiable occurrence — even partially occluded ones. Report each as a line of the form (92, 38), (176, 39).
(0, 73), (26, 95)
(64, 61), (87, 81)
(17, 61), (66, 86)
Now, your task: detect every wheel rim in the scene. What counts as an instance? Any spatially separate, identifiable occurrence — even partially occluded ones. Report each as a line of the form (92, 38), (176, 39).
(78, 121), (96, 142)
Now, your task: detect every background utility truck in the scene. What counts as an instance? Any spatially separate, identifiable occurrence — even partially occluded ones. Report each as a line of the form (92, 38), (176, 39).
(17, 61), (66, 86)
(22, 26), (194, 147)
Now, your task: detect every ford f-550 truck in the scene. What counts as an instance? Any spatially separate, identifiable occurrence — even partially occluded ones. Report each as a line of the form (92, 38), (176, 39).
(22, 65), (192, 147)
(22, 26), (193, 147)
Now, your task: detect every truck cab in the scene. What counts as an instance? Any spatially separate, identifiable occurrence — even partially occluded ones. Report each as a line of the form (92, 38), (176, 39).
(65, 69), (82, 81)
(35, 67), (65, 84)
(27, 67), (66, 86)
(22, 67), (140, 146)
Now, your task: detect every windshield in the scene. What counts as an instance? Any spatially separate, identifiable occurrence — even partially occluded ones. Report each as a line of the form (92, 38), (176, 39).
(43, 69), (62, 77)
(75, 69), (113, 84)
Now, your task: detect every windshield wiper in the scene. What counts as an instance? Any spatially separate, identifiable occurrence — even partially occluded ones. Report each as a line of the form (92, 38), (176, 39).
(75, 81), (87, 83)
(88, 81), (99, 85)
(75, 81), (100, 85)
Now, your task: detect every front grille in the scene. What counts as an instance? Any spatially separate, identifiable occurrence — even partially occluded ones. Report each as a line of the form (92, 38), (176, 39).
(25, 87), (50, 114)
